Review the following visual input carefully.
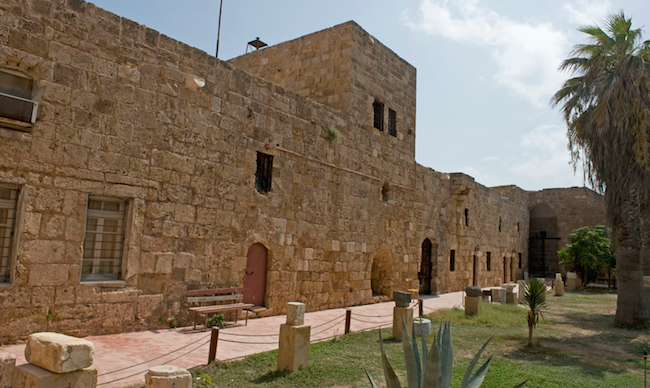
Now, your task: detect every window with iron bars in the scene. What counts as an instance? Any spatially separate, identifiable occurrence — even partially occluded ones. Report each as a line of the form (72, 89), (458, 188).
(0, 184), (18, 283)
(373, 101), (384, 131)
(388, 109), (397, 137)
(255, 152), (273, 193)
(82, 197), (126, 281)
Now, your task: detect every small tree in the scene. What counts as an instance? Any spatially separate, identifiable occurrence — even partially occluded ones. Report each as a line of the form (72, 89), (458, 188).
(558, 225), (616, 286)
(523, 279), (547, 347)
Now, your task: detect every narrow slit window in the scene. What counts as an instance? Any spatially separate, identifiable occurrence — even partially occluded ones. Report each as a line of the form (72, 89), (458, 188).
(255, 152), (273, 193)
(464, 208), (469, 227)
(373, 101), (384, 131)
(450, 250), (455, 272)
(518, 253), (522, 269)
(82, 197), (126, 281)
(498, 217), (502, 232)
(388, 109), (397, 137)
(486, 252), (491, 271)
(0, 184), (18, 283)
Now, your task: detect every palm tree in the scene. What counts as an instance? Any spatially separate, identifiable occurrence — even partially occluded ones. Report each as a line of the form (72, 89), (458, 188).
(523, 279), (547, 347)
(552, 12), (650, 326)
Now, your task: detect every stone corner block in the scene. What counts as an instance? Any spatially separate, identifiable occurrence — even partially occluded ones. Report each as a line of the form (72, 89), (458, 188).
(465, 296), (482, 316)
(25, 332), (94, 374)
(0, 352), (16, 388)
(278, 324), (311, 372)
(12, 364), (97, 388)
(286, 302), (305, 326)
(145, 365), (191, 388)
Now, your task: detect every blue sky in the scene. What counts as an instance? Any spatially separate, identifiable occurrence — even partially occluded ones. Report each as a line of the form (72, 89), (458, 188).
(88, 0), (650, 191)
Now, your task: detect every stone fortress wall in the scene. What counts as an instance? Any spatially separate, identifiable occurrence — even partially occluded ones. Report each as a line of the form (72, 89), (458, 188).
(0, 0), (604, 343)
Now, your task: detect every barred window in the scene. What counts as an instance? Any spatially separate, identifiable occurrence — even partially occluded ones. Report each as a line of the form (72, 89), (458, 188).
(255, 152), (273, 193)
(388, 109), (397, 137)
(82, 198), (126, 281)
(373, 100), (384, 131)
(0, 184), (18, 283)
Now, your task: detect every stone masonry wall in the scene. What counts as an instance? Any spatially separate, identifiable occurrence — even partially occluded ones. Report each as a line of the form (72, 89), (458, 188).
(0, 0), (601, 343)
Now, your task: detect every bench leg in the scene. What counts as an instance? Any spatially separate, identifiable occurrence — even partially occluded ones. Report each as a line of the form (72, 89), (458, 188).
(245, 309), (249, 326)
(193, 311), (197, 331)
(204, 314), (208, 332)
(234, 309), (238, 324)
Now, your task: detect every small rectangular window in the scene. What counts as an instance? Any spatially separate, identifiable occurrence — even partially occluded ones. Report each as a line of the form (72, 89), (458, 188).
(450, 250), (455, 272)
(82, 197), (126, 281)
(255, 152), (273, 193)
(373, 101), (384, 131)
(388, 109), (397, 137)
(518, 253), (522, 269)
(0, 68), (38, 126)
(0, 184), (18, 283)
(464, 208), (469, 227)
(486, 252), (491, 271)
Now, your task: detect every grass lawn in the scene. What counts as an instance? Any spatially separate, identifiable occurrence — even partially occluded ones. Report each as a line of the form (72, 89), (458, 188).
(134, 290), (649, 387)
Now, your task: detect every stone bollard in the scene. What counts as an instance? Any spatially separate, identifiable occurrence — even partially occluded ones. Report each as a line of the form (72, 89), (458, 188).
(490, 287), (506, 304)
(414, 317), (432, 337)
(0, 352), (16, 388)
(517, 280), (526, 303)
(145, 365), (191, 388)
(13, 332), (97, 388)
(392, 291), (413, 341)
(554, 273), (564, 296)
(278, 302), (311, 372)
(566, 272), (580, 291)
(501, 284), (517, 305)
(464, 296), (482, 316)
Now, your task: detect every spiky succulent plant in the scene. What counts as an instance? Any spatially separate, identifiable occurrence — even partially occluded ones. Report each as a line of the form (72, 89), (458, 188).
(365, 320), (526, 388)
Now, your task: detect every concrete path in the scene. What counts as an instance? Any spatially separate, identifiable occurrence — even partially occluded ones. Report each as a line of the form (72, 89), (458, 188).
(2, 291), (464, 387)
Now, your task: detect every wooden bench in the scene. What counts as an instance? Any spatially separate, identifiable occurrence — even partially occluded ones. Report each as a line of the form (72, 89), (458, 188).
(187, 287), (255, 331)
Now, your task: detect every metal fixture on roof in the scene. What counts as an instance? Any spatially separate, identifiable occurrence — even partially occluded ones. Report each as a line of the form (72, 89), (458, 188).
(246, 37), (268, 53)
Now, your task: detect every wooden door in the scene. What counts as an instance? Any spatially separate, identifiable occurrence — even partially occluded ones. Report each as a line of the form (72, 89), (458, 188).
(473, 255), (477, 286)
(243, 243), (267, 306)
(419, 239), (432, 295)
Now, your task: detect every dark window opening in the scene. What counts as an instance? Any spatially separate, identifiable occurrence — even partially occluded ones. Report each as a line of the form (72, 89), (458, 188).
(486, 252), (492, 271)
(373, 101), (384, 131)
(255, 152), (273, 193)
(82, 197), (126, 282)
(498, 217), (502, 232)
(450, 250), (455, 272)
(388, 109), (397, 137)
(517, 222), (520, 232)
(464, 208), (469, 227)
(381, 182), (391, 202)
(0, 68), (37, 126)
(0, 184), (18, 283)
(518, 253), (522, 269)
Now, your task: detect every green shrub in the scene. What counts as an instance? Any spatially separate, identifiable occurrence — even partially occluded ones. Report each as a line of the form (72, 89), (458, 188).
(169, 318), (178, 329)
(207, 313), (225, 328)
(327, 127), (340, 142)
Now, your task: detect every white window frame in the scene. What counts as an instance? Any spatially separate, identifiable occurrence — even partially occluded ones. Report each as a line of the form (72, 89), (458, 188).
(81, 196), (127, 282)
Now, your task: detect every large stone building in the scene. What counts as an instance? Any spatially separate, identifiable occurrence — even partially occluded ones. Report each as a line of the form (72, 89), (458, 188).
(0, 0), (605, 342)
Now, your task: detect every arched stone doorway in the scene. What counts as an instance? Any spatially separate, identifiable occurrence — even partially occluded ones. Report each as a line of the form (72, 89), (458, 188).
(371, 250), (393, 296)
(243, 243), (268, 307)
(419, 238), (438, 295)
(529, 204), (560, 277)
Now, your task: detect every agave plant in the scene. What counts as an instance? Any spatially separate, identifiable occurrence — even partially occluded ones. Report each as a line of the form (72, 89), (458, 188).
(365, 320), (526, 388)
(523, 278), (547, 347)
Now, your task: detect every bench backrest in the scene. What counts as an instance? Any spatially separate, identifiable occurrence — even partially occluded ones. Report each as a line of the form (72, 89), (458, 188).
(187, 288), (244, 304)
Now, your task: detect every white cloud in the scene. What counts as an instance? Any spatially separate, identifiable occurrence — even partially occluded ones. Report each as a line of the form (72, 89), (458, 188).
(402, 0), (569, 107)
(563, 0), (611, 26)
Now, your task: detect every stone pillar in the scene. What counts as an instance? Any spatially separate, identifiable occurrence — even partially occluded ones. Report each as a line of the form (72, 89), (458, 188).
(414, 317), (432, 337)
(517, 280), (526, 304)
(278, 302), (310, 372)
(0, 353), (16, 388)
(12, 365), (97, 388)
(393, 306), (414, 340)
(554, 273), (564, 296)
(465, 296), (482, 316)
(145, 365), (191, 388)
(490, 287), (506, 304)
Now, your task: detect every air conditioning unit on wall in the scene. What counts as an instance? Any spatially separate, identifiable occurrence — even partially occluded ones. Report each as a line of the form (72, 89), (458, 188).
(0, 91), (38, 130)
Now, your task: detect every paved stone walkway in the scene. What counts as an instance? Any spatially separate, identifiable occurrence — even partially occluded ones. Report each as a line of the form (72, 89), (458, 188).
(2, 291), (463, 387)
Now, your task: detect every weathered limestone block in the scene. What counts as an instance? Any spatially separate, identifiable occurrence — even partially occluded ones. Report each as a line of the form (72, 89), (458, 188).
(555, 280), (565, 296)
(465, 296), (482, 316)
(506, 291), (517, 304)
(501, 283), (516, 292)
(517, 280), (526, 303)
(393, 291), (411, 307)
(25, 332), (94, 373)
(490, 287), (506, 304)
(392, 306), (414, 341)
(0, 352), (16, 388)
(286, 302), (305, 326)
(12, 364), (97, 388)
(277, 324), (310, 372)
(144, 365), (191, 388)
(465, 285), (483, 297)
(414, 317), (431, 337)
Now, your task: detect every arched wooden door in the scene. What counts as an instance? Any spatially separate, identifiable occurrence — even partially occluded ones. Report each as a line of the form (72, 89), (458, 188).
(243, 243), (267, 307)
(419, 239), (433, 294)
